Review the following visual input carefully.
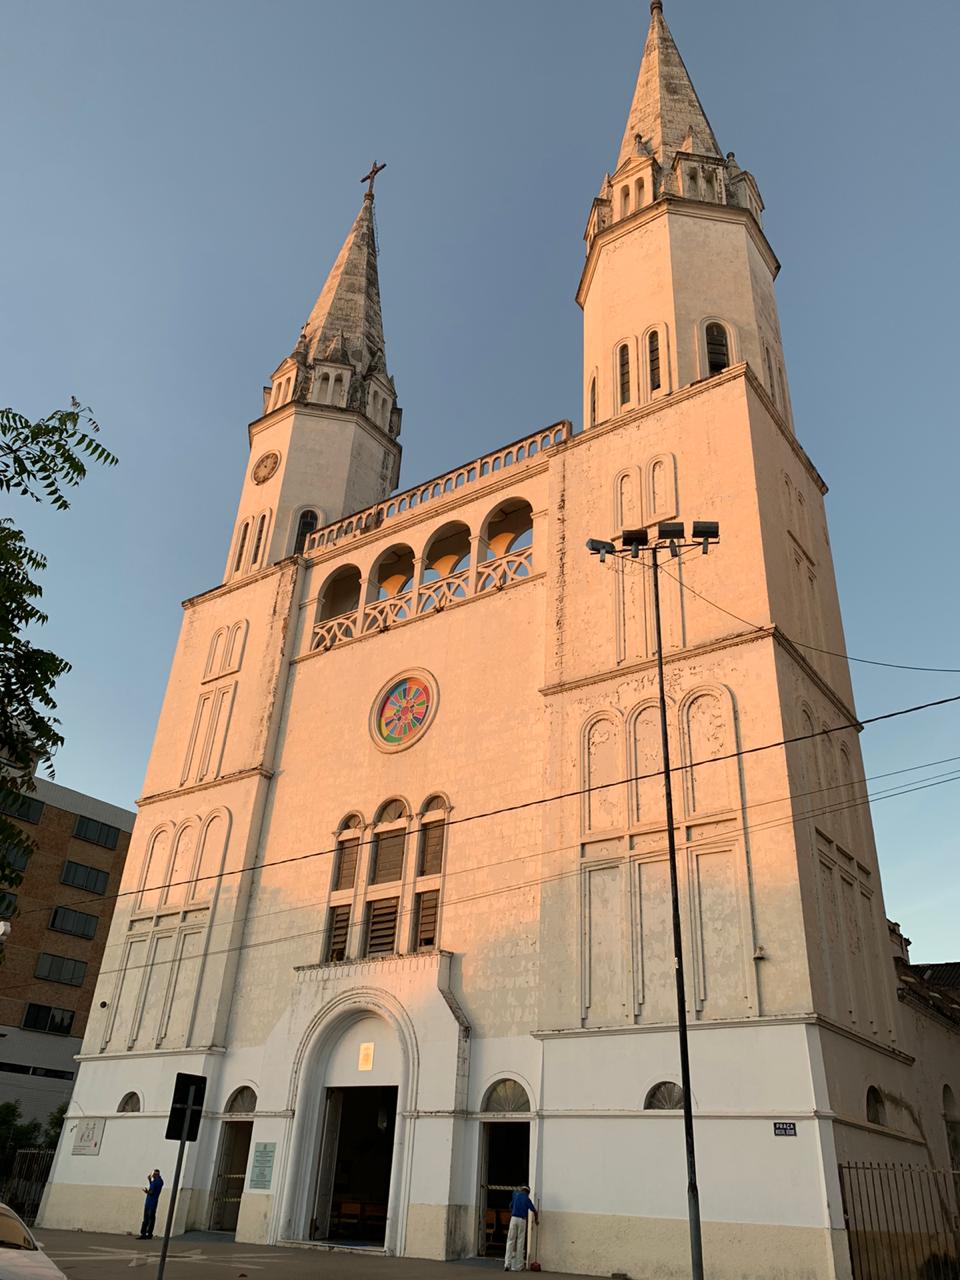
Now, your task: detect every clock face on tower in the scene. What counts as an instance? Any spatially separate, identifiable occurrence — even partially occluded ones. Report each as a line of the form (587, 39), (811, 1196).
(370, 671), (438, 752)
(251, 451), (280, 485)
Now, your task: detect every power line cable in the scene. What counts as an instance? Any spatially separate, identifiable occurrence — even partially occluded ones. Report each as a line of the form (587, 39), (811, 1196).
(20, 763), (959, 997)
(615, 553), (960, 674)
(11, 689), (960, 923)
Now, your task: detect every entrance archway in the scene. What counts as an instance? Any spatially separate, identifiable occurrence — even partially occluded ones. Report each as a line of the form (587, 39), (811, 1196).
(478, 1078), (532, 1259)
(310, 1015), (402, 1245)
(210, 1087), (256, 1232)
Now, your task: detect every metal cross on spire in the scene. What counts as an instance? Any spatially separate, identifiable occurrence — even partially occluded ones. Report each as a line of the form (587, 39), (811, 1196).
(361, 161), (386, 197)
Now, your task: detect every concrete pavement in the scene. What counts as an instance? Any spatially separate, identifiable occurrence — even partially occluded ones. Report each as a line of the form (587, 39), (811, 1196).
(36, 1229), (592, 1279)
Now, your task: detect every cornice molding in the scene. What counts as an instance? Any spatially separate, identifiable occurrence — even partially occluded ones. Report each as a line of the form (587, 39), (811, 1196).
(246, 400), (398, 454)
(138, 765), (274, 809)
(181, 556), (299, 611)
(577, 196), (779, 307)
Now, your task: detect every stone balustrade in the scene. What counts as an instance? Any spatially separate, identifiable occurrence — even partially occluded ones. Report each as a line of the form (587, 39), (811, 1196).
(304, 421), (571, 555)
(310, 547), (534, 653)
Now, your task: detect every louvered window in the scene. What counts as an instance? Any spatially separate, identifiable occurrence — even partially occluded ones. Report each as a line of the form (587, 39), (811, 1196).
(294, 509), (318, 555)
(419, 822), (444, 877)
(649, 330), (661, 392)
(365, 898), (399, 956)
(334, 838), (359, 891)
(705, 323), (730, 375)
(589, 378), (597, 427)
(618, 344), (630, 406)
(415, 891), (439, 951)
(371, 830), (404, 884)
(326, 905), (350, 962)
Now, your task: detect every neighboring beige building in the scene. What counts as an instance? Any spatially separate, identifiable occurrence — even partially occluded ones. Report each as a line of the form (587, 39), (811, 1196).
(41, 5), (959, 1277)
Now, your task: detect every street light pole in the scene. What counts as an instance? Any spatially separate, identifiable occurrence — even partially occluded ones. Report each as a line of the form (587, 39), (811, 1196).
(586, 521), (717, 1280)
(649, 540), (704, 1280)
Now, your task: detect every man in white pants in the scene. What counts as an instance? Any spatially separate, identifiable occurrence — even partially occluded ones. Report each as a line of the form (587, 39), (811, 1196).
(504, 1184), (538, 1272)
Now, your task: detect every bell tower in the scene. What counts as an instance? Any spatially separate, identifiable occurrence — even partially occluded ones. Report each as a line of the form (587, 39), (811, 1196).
(224, 171), (402, 583)
(579, 0), (791, 429)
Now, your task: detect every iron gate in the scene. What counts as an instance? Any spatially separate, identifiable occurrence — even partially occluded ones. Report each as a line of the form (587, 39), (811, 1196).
(839, 1162), (960, 1280)
(0, 1148), (55, 1224)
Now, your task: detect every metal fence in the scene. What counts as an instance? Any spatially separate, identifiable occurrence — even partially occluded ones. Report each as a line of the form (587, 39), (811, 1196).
(839, 1163), (960, 1280)
(0, 1148), (55, 1224)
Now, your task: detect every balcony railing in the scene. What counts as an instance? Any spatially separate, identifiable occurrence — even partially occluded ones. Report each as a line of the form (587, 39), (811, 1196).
(310, 548), (534, 653)
(304, 421), (571, 556)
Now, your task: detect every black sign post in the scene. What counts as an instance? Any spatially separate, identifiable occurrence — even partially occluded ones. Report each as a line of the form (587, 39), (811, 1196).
(156, 1072), (206, 1280)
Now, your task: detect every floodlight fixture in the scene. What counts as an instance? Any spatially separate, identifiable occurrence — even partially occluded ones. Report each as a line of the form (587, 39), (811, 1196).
(692, 519), (720, 554)
(586, 537), (617, 563)
(658, 521), (685, 541)
(621, 528), (649, 558)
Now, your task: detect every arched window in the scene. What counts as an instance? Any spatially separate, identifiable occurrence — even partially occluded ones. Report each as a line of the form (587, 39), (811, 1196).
(618, 344), (631, 407)
(635, 178), (644, 209)
(226, 1086), (257, 1114)
(117, 1092), (140, 1113)
(620, 186), (630, 218)
(294, 509), (318, 555)
(705, 323), (730, 376)
(648, 330), (661, 393)
(866, 1086), (887, 1126)
(645, 1081), (684, 1110)
(334, 815), (362, 891)
(765, 346), (777, 402)
(250, 514), (267, 567)
(482, 1078), (530, 1113)
(371, 800), (407, 884)
(419, 805), (446, 877)
(589, 377), (597, 428)
(233, 522), (249, 575)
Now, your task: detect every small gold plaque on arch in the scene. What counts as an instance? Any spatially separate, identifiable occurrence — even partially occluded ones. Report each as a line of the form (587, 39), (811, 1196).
(358, 1042), (375, 1072)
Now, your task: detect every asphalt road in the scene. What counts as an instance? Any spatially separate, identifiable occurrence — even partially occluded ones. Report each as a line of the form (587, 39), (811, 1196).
(36, 1229), (590, 1279)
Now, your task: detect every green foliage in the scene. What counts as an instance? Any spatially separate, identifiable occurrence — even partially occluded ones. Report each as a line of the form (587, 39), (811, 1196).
(0, 402), (117, 889)
(0, 1099), (42, 1158)
(41, 1100), (68, 1150)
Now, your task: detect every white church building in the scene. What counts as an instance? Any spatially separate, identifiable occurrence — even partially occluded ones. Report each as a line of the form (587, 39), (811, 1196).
(41, 5), (960, 1277)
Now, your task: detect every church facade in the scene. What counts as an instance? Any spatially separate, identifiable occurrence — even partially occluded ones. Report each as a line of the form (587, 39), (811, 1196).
(40, 5), (959, 1278)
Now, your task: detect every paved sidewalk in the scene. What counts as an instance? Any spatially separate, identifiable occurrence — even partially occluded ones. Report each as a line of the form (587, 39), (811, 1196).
(37, 1229), (590, 1279)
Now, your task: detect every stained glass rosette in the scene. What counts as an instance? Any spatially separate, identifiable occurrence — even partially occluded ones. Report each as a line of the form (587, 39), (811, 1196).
(374, 675), (434, 748)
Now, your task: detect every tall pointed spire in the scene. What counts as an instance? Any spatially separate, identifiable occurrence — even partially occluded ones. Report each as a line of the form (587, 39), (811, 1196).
(616, 1), (721, 174)
(300, 192), (387, 377)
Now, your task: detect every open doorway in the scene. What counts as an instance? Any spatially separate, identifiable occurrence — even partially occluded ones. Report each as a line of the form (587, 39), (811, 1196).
(479, 1121), (530, 1258)
(311, 1085), (397, 1245)
(209, 1121), (253, 1232)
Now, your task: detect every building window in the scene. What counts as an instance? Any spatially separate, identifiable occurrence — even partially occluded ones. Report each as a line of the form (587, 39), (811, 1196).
(414, 890), (439, 951)
(0, 793), (44, 824)
(233, 522), (249, 574)
(645, 1081), (684, 1110)
(705, 322), (730, 375)
(73, 815), (121, 850)
(648, 330), (661, 392)
(326, 904), (350, 962)
(365, 898), (399, 956)
(117, 1092), (141, 1113)
(334, 835), (360, 891)
(294, 509), (319, 555)
(866, 1086), (887, 1126)
(35, 953), (87, 986)
(635, 178), (644, 208)
(226, 1086), (257, 1114)
(371, 830), (405, 885)
(589, 377), (597, 428)
(482, 1078), (531, 1112)
(61, 861), (109, 896)
(618, 344), (630, 407)
(49, 906), (97, 939)
(0, 891), (17, 918)
(22, 1003), (75, 1036)
(1, 845), (30, 873)
(620, 186), (630, 218)
(250, 514), (267, 567)
(419, 820), (445, 877)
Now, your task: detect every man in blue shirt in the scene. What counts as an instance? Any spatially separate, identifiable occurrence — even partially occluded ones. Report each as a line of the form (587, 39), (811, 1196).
(504, 1184), (538, 1272)
(138, 1169), (164, 1240)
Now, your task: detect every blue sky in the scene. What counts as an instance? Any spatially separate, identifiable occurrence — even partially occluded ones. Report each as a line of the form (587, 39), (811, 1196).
(2, 0), (958, 958)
